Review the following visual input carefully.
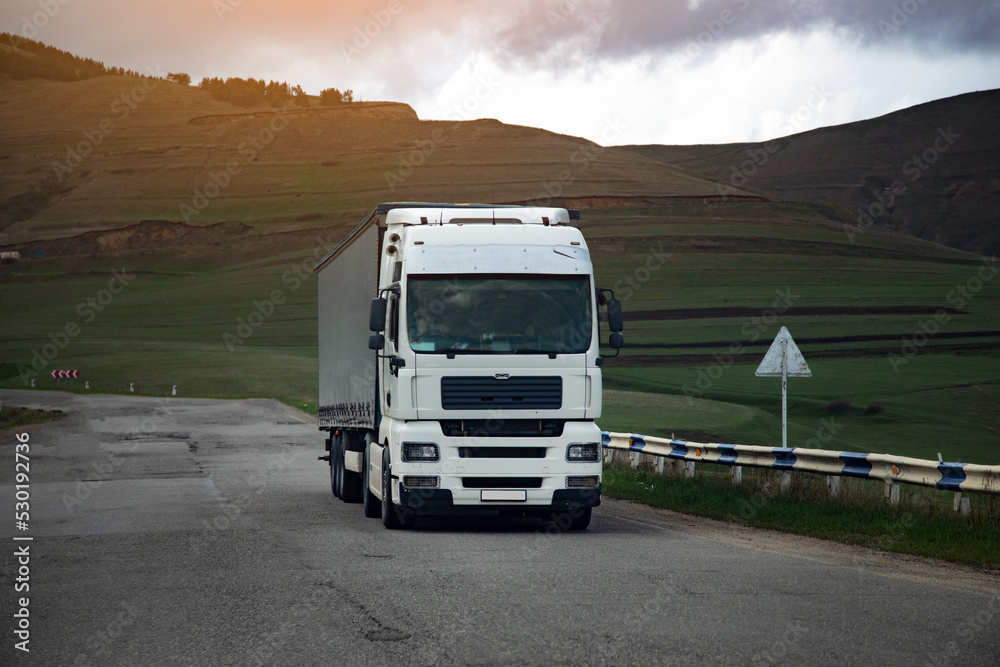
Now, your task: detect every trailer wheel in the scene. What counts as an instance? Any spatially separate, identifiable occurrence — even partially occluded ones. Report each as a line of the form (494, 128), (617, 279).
(362, 443), (380, 518)
(330, 433), (340, 498)
(336, 434), (346, 499)
(381, 447), (415, 529)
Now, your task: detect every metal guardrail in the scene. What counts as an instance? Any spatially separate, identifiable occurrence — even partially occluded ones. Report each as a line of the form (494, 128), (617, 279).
(601, 432), (1000, 498)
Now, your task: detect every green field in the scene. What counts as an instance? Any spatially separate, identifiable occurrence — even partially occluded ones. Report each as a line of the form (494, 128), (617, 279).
(3, 201), (998, 466)
(2, 76), (998, 469)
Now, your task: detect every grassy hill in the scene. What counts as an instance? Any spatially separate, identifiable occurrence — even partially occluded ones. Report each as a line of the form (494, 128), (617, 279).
(622, 89), (1000, 257)
(1, 73), (998, 465)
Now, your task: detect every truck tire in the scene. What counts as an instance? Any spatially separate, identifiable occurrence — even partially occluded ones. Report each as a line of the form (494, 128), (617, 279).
(362, 443), (380, 518)
(341, 433), (363, 504)
(381, 447), (415, 529)
(335, 434), (345, 499)
(330, 433), (340, 498)
(568, 507), (592, 531)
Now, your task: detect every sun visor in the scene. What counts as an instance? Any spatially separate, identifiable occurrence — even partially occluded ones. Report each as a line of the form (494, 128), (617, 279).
(406, 244), (592, 275)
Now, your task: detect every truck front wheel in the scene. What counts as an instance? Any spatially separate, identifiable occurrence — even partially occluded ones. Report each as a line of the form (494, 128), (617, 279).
(362, 443), (380, 518)
(568, 507), (592, 531)
(381, 447), (415, 529)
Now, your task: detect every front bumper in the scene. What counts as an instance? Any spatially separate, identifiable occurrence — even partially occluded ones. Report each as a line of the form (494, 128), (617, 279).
(386, 419), (603, 508)
(398, 485), (602, 510)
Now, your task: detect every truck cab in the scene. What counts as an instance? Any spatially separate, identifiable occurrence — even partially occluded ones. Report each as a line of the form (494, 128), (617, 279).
(317, 203), (623, 530)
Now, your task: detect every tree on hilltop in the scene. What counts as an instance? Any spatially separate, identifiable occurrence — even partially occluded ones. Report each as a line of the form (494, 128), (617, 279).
(292, 85), (310, 107)
(265, 80), (290, 106)
(167, 72), (191, 85)
(320, 87), (342, 106)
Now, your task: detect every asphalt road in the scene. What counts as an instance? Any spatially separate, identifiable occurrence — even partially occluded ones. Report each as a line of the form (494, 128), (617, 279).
(1, 390), (998, 666)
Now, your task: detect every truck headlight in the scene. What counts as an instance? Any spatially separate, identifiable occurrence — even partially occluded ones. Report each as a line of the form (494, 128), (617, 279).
(566, 443), (600, 462)
(402, 442), (440, 462)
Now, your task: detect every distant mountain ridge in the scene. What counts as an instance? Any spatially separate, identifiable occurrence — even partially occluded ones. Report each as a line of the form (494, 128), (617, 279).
(623, 89), (1000, 256)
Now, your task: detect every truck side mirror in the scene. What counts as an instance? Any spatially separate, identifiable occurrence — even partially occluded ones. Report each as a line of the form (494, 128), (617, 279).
(368, 333), (385, 350)
(609, 332), (624, 349)
(607, 298), (623, 333)
(369, 297), (387, 332)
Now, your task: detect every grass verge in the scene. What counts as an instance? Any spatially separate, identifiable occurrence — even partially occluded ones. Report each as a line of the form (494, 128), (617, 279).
(603, 462), (1000, 569)
(0, 406), (68, 430)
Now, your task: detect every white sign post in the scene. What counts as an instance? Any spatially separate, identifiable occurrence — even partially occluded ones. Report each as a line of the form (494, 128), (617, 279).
(755, 326), (812, 448)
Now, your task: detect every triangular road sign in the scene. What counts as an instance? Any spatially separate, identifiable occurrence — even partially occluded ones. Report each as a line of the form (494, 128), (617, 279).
(755, 326), (812, 377)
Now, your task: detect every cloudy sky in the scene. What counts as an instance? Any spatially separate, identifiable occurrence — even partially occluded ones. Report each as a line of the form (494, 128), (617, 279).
(4, 0), (1000, 145)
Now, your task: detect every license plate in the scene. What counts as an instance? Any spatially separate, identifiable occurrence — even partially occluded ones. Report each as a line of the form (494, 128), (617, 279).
(481, 490), (527, 502)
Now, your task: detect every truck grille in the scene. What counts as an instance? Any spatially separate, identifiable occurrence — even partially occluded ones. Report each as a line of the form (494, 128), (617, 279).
(441, 376), (562, 410)
(459, 447), (546, 459)
(462, 477), (543, 489)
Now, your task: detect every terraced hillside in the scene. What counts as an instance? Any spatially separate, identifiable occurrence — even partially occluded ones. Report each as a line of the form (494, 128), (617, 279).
(1, 74), (998, 464)
(623, 88), (1000, 256)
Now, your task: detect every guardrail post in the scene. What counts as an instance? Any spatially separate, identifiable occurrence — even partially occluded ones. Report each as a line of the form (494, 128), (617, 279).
(655, 455), (664, 474)
(827, 475), (840, 498)
(885, 481), (900, 506)
(731, 465), (742, 485)
(953, 492), (971, 516)
(130, 382), (135, 393)
(172, 385), (177, 396)
(685, 461), (695, 478)
(780, 471), (791, 493)
(630, 451), (640, 469)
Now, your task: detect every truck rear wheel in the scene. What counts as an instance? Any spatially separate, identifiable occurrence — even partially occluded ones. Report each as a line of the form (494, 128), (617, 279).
(330, 433), (340, 498)
(381, 447), (415, 529)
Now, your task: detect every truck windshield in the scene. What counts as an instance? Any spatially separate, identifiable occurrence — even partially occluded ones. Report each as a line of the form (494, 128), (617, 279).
(407, 275), (592, 354)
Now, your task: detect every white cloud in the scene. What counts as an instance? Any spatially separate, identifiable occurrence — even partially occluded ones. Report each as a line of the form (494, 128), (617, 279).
(1, 0), (998, 146)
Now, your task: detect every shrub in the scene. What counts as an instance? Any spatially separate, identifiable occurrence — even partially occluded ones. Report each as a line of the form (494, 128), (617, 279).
(826, 399), (851, 414)
(864, 403), (884, 416)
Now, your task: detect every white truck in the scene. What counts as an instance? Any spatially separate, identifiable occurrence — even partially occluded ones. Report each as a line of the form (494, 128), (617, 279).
(316, 203), (623, 529)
